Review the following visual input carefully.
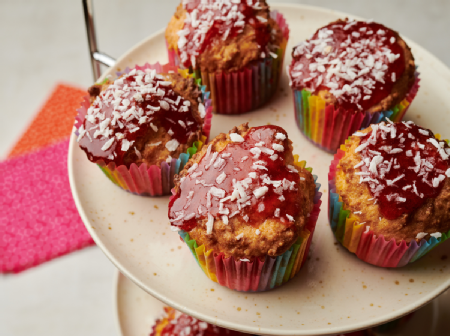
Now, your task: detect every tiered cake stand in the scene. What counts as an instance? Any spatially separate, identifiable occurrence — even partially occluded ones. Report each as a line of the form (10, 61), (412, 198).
(70, 3), (450, 335)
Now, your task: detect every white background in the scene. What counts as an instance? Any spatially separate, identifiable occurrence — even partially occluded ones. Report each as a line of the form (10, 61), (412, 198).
(1, 1), (449, 335)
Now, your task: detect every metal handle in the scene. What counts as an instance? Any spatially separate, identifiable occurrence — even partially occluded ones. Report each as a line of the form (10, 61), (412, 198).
(82, 0), (116, 81)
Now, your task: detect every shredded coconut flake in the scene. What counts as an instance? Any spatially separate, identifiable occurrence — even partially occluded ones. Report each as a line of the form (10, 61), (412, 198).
(286, 214), (294, 222)
(230, 133), (245, 143)
(198, 103), (206, 118)
(253, 186), (268, 198)
(272, 144), (284, 152)
(101, 138), (115, 151)
(165, 139), (180, 152)
(206, 213), (214, 234)
(416, 232), (428, 239)
(216, 172), (227, 184)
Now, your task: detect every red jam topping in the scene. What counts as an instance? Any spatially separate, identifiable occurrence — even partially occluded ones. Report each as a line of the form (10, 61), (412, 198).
(289, 20), (406, 112)
(77, 68), (205, 167)
(151, 307), (245, 336)
(177, 0), (272, 68)
(169, 126), (301, 232)
(354, 121), (450, 220)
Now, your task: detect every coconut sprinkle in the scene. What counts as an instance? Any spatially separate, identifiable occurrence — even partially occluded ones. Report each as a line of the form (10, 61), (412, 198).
(416, 232), (428, 239)
(230, 133), (245, 143)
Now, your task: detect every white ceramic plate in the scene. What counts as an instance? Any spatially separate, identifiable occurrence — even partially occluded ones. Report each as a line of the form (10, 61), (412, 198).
(114, 271), (450, 336)
(69, 4), (450, 336)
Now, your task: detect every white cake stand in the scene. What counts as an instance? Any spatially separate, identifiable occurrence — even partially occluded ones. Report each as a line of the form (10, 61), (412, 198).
(114, 271), (450, 336)
(70, 4), (450, 335)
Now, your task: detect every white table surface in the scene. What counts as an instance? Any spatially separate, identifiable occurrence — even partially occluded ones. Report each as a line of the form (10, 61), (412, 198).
(1, 1), (449, 335)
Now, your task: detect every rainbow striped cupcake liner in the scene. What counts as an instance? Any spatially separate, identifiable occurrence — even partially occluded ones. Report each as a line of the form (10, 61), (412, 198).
(328, 139), (450, 267)
(75, 62), (213, 196)
(294, 70), (420, 154)
(173, 158), (322, 292)
(167, 10), (289, 114)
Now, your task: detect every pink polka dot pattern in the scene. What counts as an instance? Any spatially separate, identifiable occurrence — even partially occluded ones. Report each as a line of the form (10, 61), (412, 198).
(0, 139), (94, 273)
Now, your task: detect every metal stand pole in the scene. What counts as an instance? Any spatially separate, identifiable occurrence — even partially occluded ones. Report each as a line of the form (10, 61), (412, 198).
(82, 0), (116, 81)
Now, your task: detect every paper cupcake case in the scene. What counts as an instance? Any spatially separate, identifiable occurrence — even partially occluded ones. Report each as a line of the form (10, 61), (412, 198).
(74, 62), (213, 196)
(328, 138), (450, 268)
(294, 70), (420, 153)
(173, 158), (322, 292)
(167, 11), (289, 114)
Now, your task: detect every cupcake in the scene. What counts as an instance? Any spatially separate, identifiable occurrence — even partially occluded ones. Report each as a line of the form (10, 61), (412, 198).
(151, 307), (249, 336)
(169, 123), (322, 291)
(329, 120), (450, 267)
(165, 0), (290, 114)
(289, 19), (420, 153)
(75, 63), (212, 196)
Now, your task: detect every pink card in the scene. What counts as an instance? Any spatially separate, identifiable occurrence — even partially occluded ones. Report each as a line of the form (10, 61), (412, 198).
(0, 139), (94, 273)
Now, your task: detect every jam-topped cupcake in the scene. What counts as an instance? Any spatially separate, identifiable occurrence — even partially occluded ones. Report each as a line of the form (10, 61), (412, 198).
(169, 124), (322, 291)
(75, 63), (212, 196)
(289, 19), (420, 153)
(165, 0), (290, 114)
(151, 307), (248, 336)
(329, 120), (450, 267)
